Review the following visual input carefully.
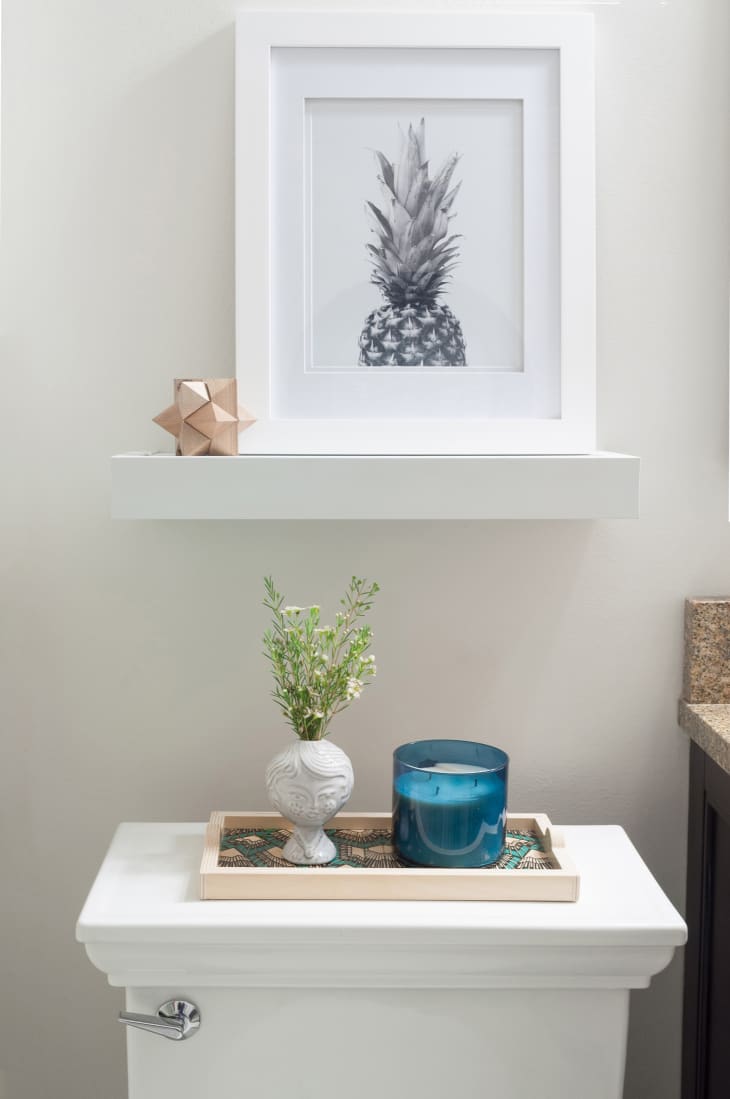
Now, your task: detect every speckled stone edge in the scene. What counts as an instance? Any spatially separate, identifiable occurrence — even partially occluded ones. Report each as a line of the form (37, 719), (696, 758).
(683, 598), (730, 703)
(678, 700), (730, 775)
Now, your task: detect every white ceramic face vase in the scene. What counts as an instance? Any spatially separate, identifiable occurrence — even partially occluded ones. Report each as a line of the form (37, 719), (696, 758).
(265, 740), (354, 865)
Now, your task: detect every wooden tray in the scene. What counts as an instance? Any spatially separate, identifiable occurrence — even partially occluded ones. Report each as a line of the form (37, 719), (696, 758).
(200, 812), (580, 902)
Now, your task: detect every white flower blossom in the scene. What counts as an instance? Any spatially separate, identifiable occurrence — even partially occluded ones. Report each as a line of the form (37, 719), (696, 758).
(346, 677), (363, 700)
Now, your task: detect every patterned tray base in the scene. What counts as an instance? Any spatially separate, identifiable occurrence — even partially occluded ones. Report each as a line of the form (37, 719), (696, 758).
(219, 827), (558, 871)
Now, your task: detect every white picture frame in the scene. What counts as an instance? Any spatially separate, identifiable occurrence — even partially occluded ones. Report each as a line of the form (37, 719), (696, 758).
(235, 11), (596, 455)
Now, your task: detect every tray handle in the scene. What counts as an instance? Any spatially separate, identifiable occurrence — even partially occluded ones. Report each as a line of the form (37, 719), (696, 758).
(544, 825), (565, 850)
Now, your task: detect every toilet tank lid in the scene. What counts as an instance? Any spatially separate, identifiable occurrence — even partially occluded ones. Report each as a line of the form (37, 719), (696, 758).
(75, 823), (686, 968)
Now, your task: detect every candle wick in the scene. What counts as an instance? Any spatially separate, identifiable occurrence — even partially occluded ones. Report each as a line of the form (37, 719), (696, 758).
(428, 772), (433, 781)
(435, 785), (440, 797)
(474, 778), (478, 787)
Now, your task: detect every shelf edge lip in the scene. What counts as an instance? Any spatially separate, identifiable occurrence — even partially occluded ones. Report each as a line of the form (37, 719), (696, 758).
(110, 451), (640, 520)
(112, 451), (639, 461)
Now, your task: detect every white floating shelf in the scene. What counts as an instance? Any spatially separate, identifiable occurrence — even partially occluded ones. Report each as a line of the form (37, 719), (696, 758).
(111, 452), (639, 520)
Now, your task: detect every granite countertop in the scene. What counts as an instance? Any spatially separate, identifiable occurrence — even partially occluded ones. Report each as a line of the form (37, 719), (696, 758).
(678, 700), (730, 775)
(679, 598), (730, 776)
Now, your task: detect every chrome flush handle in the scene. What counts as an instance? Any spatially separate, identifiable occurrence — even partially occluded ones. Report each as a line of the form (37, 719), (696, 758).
(118, 999), (200, 1041)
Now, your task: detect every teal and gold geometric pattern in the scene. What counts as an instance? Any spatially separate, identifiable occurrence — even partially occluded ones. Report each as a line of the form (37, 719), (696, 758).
(219, 827), (557, 870)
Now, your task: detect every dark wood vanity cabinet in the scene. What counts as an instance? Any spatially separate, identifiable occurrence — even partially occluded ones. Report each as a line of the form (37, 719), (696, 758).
(682, 741), (730, 1099)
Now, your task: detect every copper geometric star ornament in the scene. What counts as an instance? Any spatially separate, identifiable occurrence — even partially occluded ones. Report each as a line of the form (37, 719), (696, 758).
(153, 378), (257, 456)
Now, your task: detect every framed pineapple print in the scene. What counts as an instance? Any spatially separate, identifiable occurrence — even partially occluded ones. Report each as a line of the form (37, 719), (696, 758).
(235, 11), (596, 454)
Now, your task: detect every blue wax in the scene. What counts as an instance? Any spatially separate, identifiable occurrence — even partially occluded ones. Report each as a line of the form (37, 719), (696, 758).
(393, 768), (507, 868)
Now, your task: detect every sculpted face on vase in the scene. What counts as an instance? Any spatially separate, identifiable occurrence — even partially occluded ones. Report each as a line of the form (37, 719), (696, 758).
(265, 740), (354, 865)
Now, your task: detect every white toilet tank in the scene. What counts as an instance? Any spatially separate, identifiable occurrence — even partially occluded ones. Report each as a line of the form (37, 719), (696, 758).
(77, 822), (685, 1099)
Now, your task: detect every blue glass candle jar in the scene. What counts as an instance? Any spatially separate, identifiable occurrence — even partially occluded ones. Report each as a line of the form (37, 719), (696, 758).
(392, 740), (509, 868)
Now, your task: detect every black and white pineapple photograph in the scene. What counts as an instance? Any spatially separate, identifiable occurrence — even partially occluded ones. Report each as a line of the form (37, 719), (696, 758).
(358, 118), (467, 368)
(307, 98), (524, 376)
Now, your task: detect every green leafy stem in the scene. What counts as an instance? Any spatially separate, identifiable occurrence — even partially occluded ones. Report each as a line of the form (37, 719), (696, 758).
(263, 576), (379, 741)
